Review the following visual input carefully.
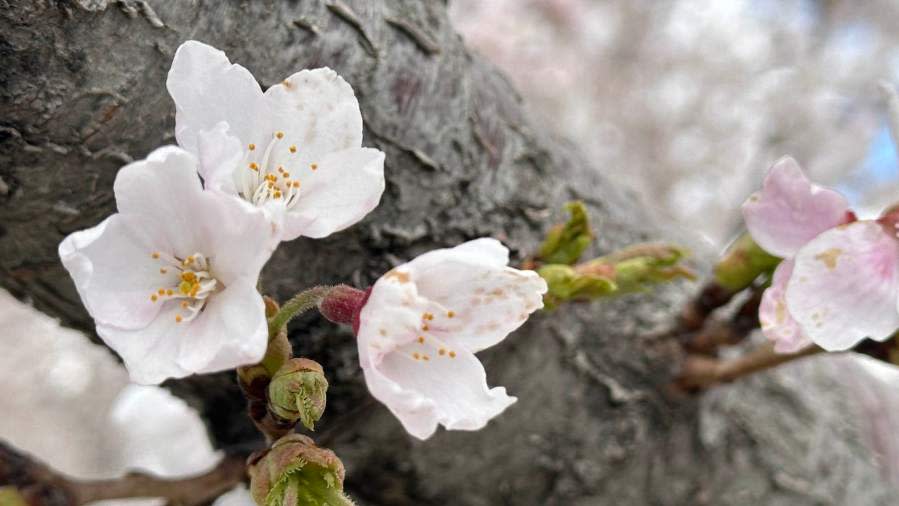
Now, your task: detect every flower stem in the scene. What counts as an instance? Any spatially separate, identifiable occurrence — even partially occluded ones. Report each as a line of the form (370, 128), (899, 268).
(268, 285), (334, 337)
(676, 341), (824, 391)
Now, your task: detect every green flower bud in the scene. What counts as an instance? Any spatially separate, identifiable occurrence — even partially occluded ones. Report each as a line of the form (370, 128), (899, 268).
(537, 264), (617, 309)
(713, 233), (780, 292)
(268, 358), (328, 431)
(0, 487), (28, 506)
(538, 201), (594, 265)
(249, 434), (353, 506)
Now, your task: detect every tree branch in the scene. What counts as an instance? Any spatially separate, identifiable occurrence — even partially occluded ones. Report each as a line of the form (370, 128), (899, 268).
(0, 441), (246, 506)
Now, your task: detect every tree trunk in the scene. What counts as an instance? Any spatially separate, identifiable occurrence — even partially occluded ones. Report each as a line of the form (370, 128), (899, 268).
(0, 1), (894, 504)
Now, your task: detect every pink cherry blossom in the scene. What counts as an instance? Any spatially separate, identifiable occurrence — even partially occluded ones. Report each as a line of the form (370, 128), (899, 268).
(167, 41), (385, 242)
(354, 239), (547, 440)
(744, 156), (899, 352)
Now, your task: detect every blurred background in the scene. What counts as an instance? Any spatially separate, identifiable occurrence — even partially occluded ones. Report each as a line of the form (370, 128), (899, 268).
(5, 0), (899, 498)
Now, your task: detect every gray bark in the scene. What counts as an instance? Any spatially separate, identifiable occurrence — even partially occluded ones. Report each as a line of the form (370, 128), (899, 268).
(0, 1), (894, 504)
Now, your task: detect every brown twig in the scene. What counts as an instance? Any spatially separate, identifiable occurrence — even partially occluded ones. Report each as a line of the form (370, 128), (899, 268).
(0, 440), (246, 506)
(675, 342), (824, 391)
(683, 287), (763, 355)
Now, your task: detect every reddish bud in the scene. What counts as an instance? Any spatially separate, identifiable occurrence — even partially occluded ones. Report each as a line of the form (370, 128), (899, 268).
(318, 285), (370, 335)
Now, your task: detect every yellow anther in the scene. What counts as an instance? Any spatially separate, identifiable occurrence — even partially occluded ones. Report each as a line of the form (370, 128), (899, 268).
(282, 171), (290, 178)
(151, 252), (160, 259)
(150, 294), (158, 302)
(418, 336), (425, 344)
(249, 162), (259, 171)
(292, 181), (301, 188)
(181, 301), (189, 309)
(438, 348), (446, 356)
(422, 324), (429, 331)
(449, 351), (456, 358)
(175, 314), (183, 323)
(180, 271), (197, 283)
(423, 312), (434, 320)
(166, 289), (174, 296)
(413, 352), (421, 360)
(310, 163), (318, 170)
(157, 288), (166, 296)
(276, 131), (285, 139)
(447, 311), (455, 318)
(274, 191), (283, 199)
(159, 268), (167, 274)
(289, 145), (297, 153)
(423, 355), (430, 361)
(179, 281), (192, 294)
(248, 143), (256, 151)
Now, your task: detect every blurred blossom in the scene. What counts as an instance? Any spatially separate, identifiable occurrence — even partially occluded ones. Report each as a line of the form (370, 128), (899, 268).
(109, 384), (221, 478)
(450, 0), (895, 245)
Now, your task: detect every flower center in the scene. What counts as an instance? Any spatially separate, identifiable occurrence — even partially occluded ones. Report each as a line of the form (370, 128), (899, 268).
(238, 131), (311, 210)
(149, 251), (219, 323)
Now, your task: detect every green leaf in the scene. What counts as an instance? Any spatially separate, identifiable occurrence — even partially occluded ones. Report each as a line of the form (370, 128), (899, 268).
(538, 201), (594, 265)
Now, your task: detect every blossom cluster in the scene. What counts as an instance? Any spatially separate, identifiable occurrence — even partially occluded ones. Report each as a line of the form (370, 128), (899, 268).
(744, 157), (899, 353)
(59, 41), (547, 440)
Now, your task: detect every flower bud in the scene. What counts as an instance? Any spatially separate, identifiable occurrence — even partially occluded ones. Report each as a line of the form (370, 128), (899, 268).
(537, 264), (616, 308)
(537, 201), (594, 265)
(317, 285), (369, 334)
(0, 487), (27, 506)
(249, 434), (352, 506)
(268, 358), (328, 431)
(714, 233), (780, 292)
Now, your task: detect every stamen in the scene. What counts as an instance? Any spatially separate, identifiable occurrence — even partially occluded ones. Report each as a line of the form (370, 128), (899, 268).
(310, 163), (318, 170)
(249, 162), (259, 171)
(438, 348), (446, 356)
(175, 315), (183, 323)
(449, 351), (456, 358)
(275, 131), (285, 139)
(150, 294), (158, 302)
(151, 252), (160, 259)
(418, 336), (425, 344)
(159, 268), (167, 274)
(447, 311), (455, 318)
(248, 143), (256, 151)
(289, 145), (297, 153)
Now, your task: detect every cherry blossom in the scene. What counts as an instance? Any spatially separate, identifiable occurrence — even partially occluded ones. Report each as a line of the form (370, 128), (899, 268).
(167, 41), (385, 242)
(59, 146), (273, 384)
(744, 156), (899, 352)
(354, 239), (547, 440)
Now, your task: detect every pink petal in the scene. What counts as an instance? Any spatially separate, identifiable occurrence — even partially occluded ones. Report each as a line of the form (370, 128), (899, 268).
(742, 157), (851, 258)
(758, 259), (812, 353)
(785, 221), (899, 351)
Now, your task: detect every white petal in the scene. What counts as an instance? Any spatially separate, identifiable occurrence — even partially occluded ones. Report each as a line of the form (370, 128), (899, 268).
(196, 122), (244, 195)
(97, 305), (191, 385)
(59, 214), (172, 329)
(110, 384), (221, 477)
(357, 279), (516, 440)
(176, 277), (267, 374)
(167, 41), (269, 154)
(397, 239), (547, 352)
(264, 68), (363, 163)
(758, 260), (812, 353)
(213, 486), (256, 506)
(281, 147), (385, 240)
(114, 146), (274, 283)
(786, 221), (899, 350)
(742, 157), (851, 258)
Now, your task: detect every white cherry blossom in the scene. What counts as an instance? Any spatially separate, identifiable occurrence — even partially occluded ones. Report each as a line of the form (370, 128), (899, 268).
(167, 40), (385, 241)
(59, 146), (272, 384)
(355, 239), (547, 440)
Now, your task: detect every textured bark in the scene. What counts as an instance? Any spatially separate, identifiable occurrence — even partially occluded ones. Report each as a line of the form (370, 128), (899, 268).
(0, 1), (895, 504)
